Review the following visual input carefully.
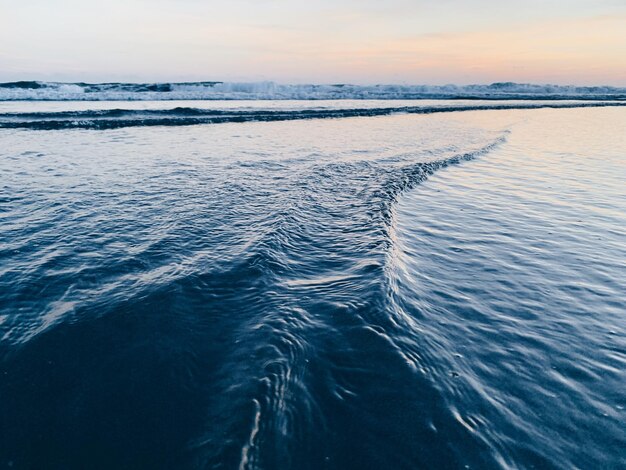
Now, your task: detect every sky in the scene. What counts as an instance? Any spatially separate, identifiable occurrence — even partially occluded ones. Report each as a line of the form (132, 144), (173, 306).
(1, 0), (625, 85)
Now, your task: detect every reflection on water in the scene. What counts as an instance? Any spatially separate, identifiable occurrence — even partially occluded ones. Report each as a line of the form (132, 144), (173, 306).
(0, 105), (624, 469)
(393, 108), (626, 469)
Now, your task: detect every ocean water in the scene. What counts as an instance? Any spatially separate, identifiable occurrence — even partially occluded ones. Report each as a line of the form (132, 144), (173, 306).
(1, 80), (626, 101)
(0, 102), (625, 469)
(0, 99), (622, 130)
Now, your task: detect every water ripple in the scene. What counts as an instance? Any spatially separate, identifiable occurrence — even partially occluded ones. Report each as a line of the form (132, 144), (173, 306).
(1, 106), (624, 469)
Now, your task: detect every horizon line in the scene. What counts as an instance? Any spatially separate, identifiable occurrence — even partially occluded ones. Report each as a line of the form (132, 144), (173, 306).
(2, 79), (625, 88)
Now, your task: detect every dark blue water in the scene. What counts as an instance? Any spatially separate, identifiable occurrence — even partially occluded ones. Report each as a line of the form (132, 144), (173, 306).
(0, 101), (622, 130)
(1, 103), (625, 469)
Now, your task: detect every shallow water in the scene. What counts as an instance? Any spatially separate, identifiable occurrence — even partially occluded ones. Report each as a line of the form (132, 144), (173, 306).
(0, 99), (621, 130)
(0, 104), (624, 469)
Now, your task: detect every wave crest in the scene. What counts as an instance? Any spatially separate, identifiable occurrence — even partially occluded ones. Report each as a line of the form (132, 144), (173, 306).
(1, 102), (623, 130)
(1, 80), (626, 101)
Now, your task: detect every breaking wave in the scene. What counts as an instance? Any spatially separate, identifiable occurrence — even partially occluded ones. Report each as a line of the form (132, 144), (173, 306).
(1, 80), (626, 101)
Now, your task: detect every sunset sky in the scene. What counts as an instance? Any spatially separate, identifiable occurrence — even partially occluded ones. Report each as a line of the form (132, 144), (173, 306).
(1, 0), (625, 85)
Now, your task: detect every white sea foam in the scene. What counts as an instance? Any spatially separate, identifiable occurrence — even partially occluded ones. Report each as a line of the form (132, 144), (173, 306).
(0, 81), (625, 101)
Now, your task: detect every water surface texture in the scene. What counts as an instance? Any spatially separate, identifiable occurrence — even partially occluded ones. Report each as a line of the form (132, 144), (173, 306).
(1, 104), (625, 469)
(2, 80), (625, 100)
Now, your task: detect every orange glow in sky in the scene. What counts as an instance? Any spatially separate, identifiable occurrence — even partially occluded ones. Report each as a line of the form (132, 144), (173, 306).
(1, 0), (625, 85)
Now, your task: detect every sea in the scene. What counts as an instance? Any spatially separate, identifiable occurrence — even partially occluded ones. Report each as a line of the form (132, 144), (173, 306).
(1, 82), (625, 469)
